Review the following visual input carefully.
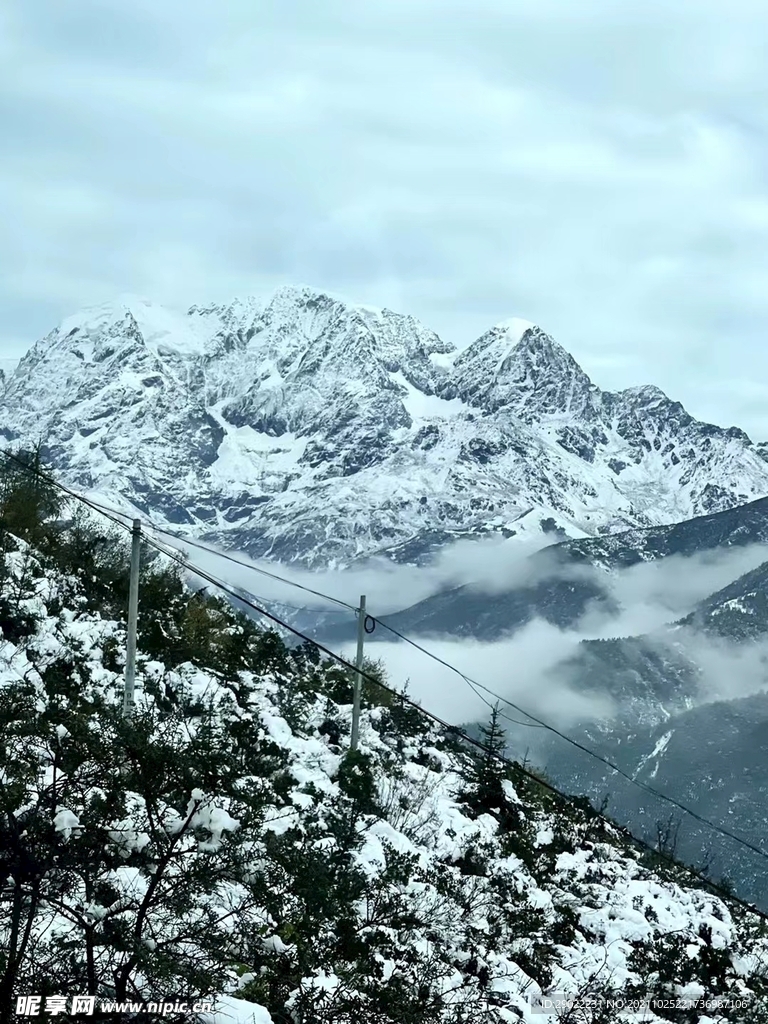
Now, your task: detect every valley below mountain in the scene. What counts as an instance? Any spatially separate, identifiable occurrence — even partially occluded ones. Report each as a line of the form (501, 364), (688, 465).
(347, 498), (768, 910)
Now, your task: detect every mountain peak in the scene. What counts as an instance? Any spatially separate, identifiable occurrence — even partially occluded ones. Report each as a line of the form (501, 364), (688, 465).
(619, 383), (669, 404)
(56, 300), (135, 339)
(12, 296), (214, 389)
(265, 283), (386, 320)
(215, 283), (453, 378)
(498, 322), (581, 375)
(56, 294), (157, 334)
(464, 319), (584, 377)
(444, 318), (596, 417)
(492, 316), (537, 344)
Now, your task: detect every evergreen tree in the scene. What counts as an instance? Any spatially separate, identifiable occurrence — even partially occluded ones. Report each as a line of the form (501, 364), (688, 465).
(0, 638), (280, 1021)
(464, 703), (508, 815)
(0, 443), (62, 549)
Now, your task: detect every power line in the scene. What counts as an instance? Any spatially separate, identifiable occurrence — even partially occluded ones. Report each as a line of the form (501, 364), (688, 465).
(0, 449), (355, 619)
(131, 510), (768, 879)
(369, 616), (549, 729)
(156, 533), (768, 871)
(82, 496), (356, 613)
(0, 450), (357, 615)
(144, 530), (540, 731)
(134, 531), (768, 923)
(4, 443), (766, 859)
(3, 445), (768, 907)
(0, 448), (143, 532)
(368, 615), (768, 864)
(142, 522), (357, 613)
(4, 444), (765, 857)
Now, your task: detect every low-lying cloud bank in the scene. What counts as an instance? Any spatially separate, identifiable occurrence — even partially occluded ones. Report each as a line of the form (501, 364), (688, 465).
(164, 527), (768, 618)
(348, 621), (768, 731)
(170, 530), (554, 614)
(166, 527), (768, 729)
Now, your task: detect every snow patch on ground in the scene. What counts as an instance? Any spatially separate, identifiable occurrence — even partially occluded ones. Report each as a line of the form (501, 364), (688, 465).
(389, 371), (468, 420)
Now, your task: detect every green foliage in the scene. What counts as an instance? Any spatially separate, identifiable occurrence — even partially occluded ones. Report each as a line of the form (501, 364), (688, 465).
(377, 685), (436, 764)
(321, 655), (395, 712)
(462, 704), (509, 816)
(718, 874), (736, 896)
(360, 656), (396, 708)
(0, 444), (63, 550)
(0, 646), (284, 1017)
(337, 749), (378, 814)
(0, 449), (275, 679)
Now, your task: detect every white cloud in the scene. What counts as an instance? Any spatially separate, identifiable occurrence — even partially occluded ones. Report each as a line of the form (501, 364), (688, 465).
(579, 544), (768, 637)
(169, 528), (768, 625)
(3, 0), (768, 434)
(680, 631), (768, 704)
(168, 530), (553, 615)
(352, 623), (616, 731)
(171, 527), (768, 729)
(356, 544), (768, 727)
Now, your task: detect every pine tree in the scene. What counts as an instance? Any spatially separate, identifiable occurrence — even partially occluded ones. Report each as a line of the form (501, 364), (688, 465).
(0, 443), (62, 548)
(465, 703), (508, 815)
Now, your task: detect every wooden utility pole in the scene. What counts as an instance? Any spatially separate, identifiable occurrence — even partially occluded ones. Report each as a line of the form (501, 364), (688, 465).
(122, 519), (142, 718)
(350, 595), (366, 750)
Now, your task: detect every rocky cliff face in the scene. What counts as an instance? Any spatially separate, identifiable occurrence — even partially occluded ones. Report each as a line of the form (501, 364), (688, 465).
(2, 285), (767, 568)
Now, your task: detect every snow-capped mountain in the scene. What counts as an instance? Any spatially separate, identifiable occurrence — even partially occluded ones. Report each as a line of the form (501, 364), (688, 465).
(3, 285), (768, 569)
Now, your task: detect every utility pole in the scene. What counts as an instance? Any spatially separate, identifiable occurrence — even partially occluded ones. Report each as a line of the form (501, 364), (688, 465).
(350, 595), (366, 751)
(122, 519), (142, 718)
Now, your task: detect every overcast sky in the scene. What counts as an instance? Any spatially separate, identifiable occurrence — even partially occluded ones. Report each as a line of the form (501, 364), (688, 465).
(3, 1), (768, 433)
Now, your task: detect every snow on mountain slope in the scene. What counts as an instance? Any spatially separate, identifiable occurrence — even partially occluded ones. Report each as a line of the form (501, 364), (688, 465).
(1, 297), (224, 525)
(3, 285), (768, 569)
(440, 320), (599, 421)
(679, 557), (768, 640)
(4, 519), (768, 1020)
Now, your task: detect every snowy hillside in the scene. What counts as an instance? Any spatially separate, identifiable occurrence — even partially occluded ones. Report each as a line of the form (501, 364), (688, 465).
(3, 486), (768, 1023)
(321, 494), (768, 915)
(2, 285), (768, 569)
